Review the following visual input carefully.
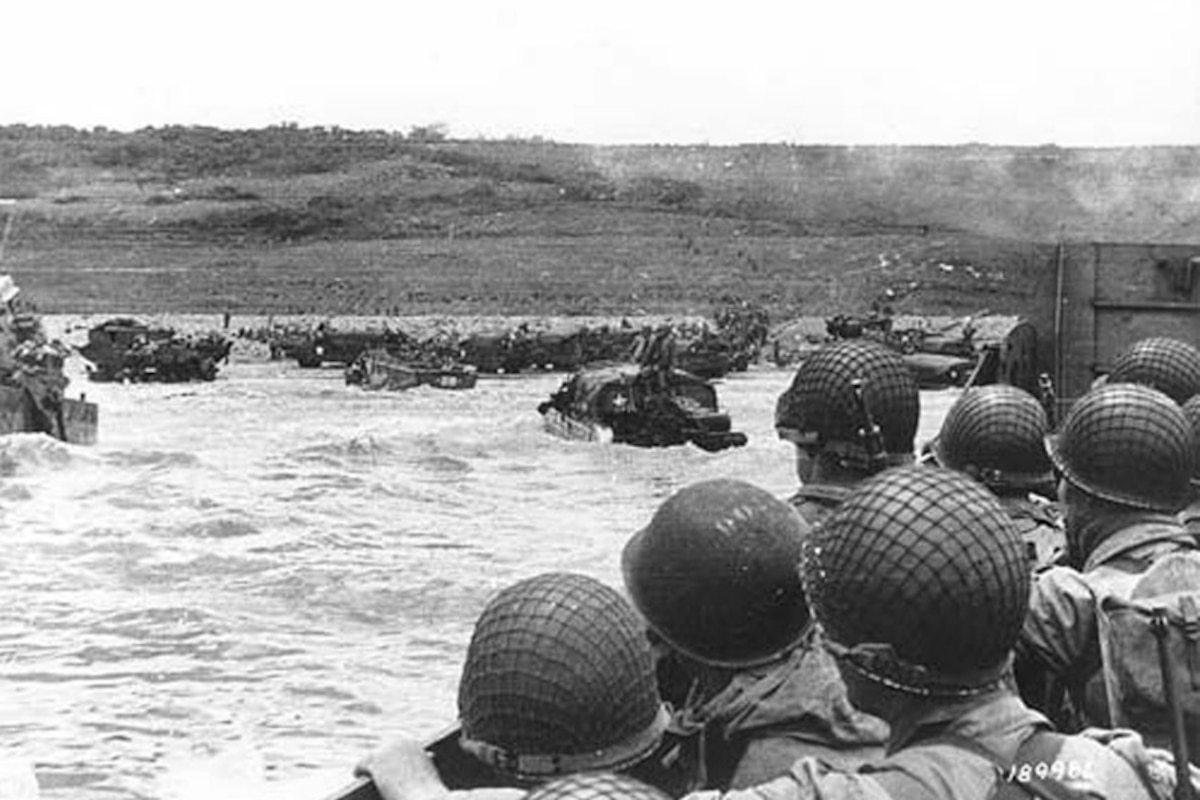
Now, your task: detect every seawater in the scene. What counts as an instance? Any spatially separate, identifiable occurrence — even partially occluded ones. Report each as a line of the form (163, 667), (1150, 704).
(0, 347), (959, 800)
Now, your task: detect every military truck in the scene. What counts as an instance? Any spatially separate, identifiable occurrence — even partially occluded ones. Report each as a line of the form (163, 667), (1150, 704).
(79, 318), (232, 383)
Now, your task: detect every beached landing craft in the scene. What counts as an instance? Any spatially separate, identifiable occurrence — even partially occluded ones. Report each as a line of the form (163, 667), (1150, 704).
(0, 205), (98, 443)
(0, 302), (97, 443)
(537, 363), (747, 452)
(345, 348), (478, 391)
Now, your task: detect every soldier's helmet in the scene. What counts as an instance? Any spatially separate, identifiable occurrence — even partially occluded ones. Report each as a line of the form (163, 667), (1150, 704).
(1106, 337), (1200, 404)
(622, 479), (811, 667)
(932, 384), (1054, 493)
(1046, 383), (1195, 513)
(775, 340), (919, 470)
(1183, 394), (1200, 488)
(458, 573), (667, 782)
(525, 772), (671, 800)
(800, 465), (1029, 696)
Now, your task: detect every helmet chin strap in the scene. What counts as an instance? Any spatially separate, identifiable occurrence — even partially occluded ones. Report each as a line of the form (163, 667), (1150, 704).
(460, 705), (670, 780)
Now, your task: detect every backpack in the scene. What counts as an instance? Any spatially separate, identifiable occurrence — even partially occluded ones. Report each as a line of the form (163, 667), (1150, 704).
(1097, 552), (1200, 793)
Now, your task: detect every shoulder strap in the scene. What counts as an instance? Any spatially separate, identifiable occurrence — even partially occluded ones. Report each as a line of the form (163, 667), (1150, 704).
(919, 730), (1093, 800)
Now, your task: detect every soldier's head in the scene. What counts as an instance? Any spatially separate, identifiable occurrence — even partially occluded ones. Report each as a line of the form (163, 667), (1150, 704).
(931, 384), (1055, 499)
(1047, 383), (1195, 564)
(622, 480), (811, 683)
(457, 573), (667, 787)
(800, 466), (1028, 720)
(775, 340), (919, 484)
(1107, 337), (1200, 404)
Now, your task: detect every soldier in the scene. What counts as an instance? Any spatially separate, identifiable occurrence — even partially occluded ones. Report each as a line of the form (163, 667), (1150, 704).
(621, 480), (887, 790)
(774, 340), (919, 524)
(683, 467), (1171, 800)
(1016, 383), (1198, 730)
(1105, 336), (1200, 404)
(1183, 394), (1200, 537)
(357, 572), (695, 800)
(928, 384), (1066, 570)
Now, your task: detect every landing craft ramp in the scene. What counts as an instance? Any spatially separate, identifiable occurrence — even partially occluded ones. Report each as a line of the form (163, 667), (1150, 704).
(1048, 242), (1200, 411)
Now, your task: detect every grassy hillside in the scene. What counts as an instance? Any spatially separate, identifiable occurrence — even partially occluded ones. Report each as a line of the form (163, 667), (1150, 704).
(1, 125), (1195, 318)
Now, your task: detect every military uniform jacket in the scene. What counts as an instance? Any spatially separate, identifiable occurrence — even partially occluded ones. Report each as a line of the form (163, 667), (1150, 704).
(671, 629), (887, 790)
(681, 692), (1161, 800)
(1018, 514), (1197, 725)
(787, 485), (852, 527)
(1000, 495), (1065, 572)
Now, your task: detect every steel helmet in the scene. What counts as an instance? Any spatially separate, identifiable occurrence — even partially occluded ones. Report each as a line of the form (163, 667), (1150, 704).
(932, 384), (1054, 491)
(525, 772), (670, 800)
(1107, 337), (1200, 404)
(622, 479), (811, 667)
(457, 573), (667, 781)
(1183, 394), (1200, 487)
(801, 465), (1029, 695)
(775, 340), (919, 467)
(1046, 383), (1195, 512)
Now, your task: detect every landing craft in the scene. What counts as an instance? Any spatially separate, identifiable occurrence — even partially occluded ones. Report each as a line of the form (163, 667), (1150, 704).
(345, 348), (478, 391)
(1040, 241), (1200, 412)
(0, 202), (98, 443)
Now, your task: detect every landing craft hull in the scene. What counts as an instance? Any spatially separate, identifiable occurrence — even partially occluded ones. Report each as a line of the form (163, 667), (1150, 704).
(346, 350), (478, 391)
(0, 385), (98, 445)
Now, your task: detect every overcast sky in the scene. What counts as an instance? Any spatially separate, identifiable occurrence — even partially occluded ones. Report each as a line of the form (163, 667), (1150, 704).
(7, 0), (1199, 146)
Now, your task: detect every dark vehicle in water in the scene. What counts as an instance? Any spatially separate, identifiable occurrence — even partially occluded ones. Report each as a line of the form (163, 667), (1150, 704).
(78, 318), (231, 383)
(537, 363), (747, 452)
(345, 349), (478, 391)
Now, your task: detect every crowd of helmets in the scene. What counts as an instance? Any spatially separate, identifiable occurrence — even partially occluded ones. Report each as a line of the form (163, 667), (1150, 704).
(349, 335), (1200, 800)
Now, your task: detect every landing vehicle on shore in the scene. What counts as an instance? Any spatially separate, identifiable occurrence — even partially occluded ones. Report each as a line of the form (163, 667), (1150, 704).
(345, 349), (478, 391)
(537, 363), (747, 452)
(78, 318), (231, 383)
